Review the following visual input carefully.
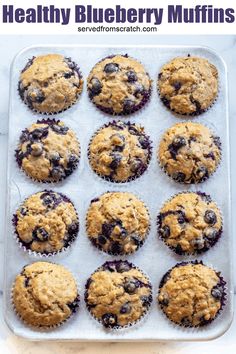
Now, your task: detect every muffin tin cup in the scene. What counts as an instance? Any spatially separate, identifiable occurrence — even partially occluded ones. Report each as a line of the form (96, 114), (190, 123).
(15, 118), (81, 184)
(156, 191), (223, 256)
(156, 120), (222, 185)
(11, 262), (81, 330)
(87, 120), (153, 184)
(18, 56), (84, 116)
(84, 260), (153, 331)
(85, 190), (151, 257)
(87, 54), (152, 117)
(157, 260), (227, 329)
(12, 190), (80, 258)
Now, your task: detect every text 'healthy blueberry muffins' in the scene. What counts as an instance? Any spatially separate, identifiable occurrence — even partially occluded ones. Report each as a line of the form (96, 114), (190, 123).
(13, 191), (79, 255)
(157, 192), (222, 255)
(158, 122), (221, 184)
(85, 260), (152, 329)
(158, 56), (218, 115)
(158, 262), (226, 327)
(16, 120), (80, 183)
(12, 262), (79, 328)
(19, 54), (83, 114)
(86, 192), (150, 255)
(87, 54), (152, 115)
(88, 121), (152, 183)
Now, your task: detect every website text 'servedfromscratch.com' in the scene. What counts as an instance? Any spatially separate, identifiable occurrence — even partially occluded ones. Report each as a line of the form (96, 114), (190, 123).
(77, 25), (158, 32)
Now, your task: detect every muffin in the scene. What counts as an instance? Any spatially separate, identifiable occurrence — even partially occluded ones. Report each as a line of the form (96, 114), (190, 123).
(158, 56), (218, 115)
(16, 119), (80, 183)
(86, 192), (150, 255)
(158, 262), (226, 327)
(12, 262), (79, 327)
(87, 54), (151, 115)
(88, 121), (152, 182)
(158, 122), (221, 183)
(157, 192), (222, 255)
(19, 54), (83, 114)
(85, 260), (152, 329)
(13, 191), (79, 255)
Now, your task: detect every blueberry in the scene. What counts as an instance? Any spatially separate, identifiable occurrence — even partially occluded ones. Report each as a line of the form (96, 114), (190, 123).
(31, 143), (43, 157)
(177, 212), (186, 224)
(116, 262), (131, 273)
(124, 279), (137, 294)
(175, 244), (184, 255)
(211, 285), (223, 300)
(123, 98), (134, 113)
(30, 128), (48, 141)
(65, 58), (77, 70)
(32, 227), (49, 242)
(90, 77), (102, 96)
(120, 302), (131, 314)
(68, 222), (79, 235)
(51, 124), (69, 135)
(204, 228), (218, 240)
(102, 313), (117, 328)
(51, 166), (65, 180)
(67, 154), (79, 169)
(140, 295), (152, 307)
(159, 296), (169, 306)
(128, 125), (139, 135)
(132, 235), (142, 247)
(173, 81), (182, 91)
(158, 72), (162, 79)
(204, 210), (217, 225)
(172, 172), (186, 183)
(28, 88), (45, 103)
(192, 238), (205, 250)
(138, 135), (150, 149)
(204, 152), (215, 160)
(41, 193), (54, 208)
(190, 95), (202, 113)
(196, 166), (209, 181)
(160, 225), (170, 239)
(126, 70), (137, 82)
(161, 96), (171, 109)
(64, 72), (73, 79)
(172, 136), (186, 149)
(67, 297), (79, 313)
(197, 192), (212, 203)
(20, 207), (28, 216)
(98, 235), (107, 245)
(20, 130), (30, 143)
(102, 223), (114, 237)
(111, 133), (125, 152)
(213, 136), (221, 149)
(109, 153), (122, 170)
(50, 152), (60, 166)
(24, 277), (30, 287)
(104, 63), (119, 74)
(130, 158), (145, 174)
(134, 82), (144, 97)
(91, 197), (99, 203)
(110, 241), (122, 254)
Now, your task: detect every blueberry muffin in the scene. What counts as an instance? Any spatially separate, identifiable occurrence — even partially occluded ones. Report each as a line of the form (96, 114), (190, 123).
(12, 262), (79, 327)
(87, 54), (151, 115)
(16, 120), (80, 183)
(158, 56), (218, 115)
(85, 260), (152, 329)
(86, 192), (150, 255)
(158, 122), (221, 183)
(158, 262), (226, 327)
(88, 121), (152, 182)
(19, 54), (83, 114)
(13, 191), (79, 254)
(158, 192), (222, 255)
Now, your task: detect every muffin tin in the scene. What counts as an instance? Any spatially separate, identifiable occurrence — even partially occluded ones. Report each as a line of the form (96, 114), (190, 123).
(3, 45), (233, 341)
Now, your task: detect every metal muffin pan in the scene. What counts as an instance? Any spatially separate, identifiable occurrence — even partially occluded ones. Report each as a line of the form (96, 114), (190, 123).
(3, 45), (233, 341)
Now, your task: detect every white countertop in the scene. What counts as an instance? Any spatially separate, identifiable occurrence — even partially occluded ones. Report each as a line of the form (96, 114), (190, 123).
(0, 34), (235, 353)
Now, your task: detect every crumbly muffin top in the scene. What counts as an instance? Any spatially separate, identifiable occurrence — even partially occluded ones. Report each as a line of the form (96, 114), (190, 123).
(87, 55), (151, 115)
(158, 56), (218, 115)
(158, 192), (222, 255)
(86, 192), (150, 255)
(19, 54), (83, 114)
(158, 263), (225, 327)
(85, 261), (152, 328)
(16, 120), (80, 183)
(158, 122), (221, 184)
(89, 121), (152, 182)
(13, 262), (79, 327)
(14, 191), (79, 254)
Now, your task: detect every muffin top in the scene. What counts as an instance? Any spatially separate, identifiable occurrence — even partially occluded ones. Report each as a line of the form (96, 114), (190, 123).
(14, 191), (79, 254)
(158, 122), (221, 183)
(89, 121), (152, 182)
(86, 192), (150, 255)
(19, 54), (83, 114)
(13, 262), (79, 327)
(16, 120), (80, 183)
(158, 262), (225, 327)
(158, 56), (218, 115)
(158, 192), (222, 255)
(87, 54), (151, 115)
(85, 260), (152, 328)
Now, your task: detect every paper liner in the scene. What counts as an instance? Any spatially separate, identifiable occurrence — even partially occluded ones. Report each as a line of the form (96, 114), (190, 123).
(85, 191), (151, 256)
(157, 260), (227, 328)
(11, 261), (80, 330)
(157, 191), (223, 256)
(84, 260), (153, 330)
(12, 190), (79, 257)
(87, 53), (152, 116)
(18, 55), (84, 115)
(87, 120), (153, 184)
(15, 118), (81, 184)
(157, 54), (220, 117)
(157, 121), (222, 184)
